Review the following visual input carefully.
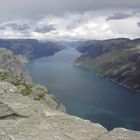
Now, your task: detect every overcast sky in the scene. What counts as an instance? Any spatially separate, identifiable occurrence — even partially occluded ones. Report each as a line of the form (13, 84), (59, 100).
(0, 0), (140, 40)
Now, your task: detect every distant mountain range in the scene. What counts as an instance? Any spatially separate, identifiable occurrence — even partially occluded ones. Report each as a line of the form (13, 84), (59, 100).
(75, 38), (140, 91)
(0, 39), (66, 60)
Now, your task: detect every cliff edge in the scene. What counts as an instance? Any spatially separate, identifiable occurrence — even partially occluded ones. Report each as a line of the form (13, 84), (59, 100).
(0, 48), (139, 140)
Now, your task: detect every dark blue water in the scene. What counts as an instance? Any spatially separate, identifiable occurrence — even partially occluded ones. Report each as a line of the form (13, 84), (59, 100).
(27, 48), (140, 131)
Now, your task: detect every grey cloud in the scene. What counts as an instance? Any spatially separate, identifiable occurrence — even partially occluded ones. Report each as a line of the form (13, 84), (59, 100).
(0, 23), (30, 31)
(137, 22), (140, 27)
(106, 13), (132, 21)
(35, 25), (56, 33)
(0, 0), (140, 19)
(66, 20), (82, 29)
(0, 26), (6, 30)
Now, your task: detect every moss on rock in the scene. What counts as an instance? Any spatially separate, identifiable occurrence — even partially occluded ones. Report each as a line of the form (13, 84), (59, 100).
(21, 84), (33, 96)
(34, 93), (45, 101)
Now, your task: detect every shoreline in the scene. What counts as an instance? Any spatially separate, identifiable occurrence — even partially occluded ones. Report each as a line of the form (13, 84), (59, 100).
(74, 63), (140, 93)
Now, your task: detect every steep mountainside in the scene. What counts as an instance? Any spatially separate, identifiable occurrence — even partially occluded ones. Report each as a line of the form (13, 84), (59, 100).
(0, 48), (139, 140)
(76, 38), (131, 57)
(0, 39), (66, 60)
(75, 38), (140, 91)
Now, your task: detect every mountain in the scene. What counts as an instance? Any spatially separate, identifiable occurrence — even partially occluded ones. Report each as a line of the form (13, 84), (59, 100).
(75, 38), (140, 91)
(0, 39), (66, 60)
(0, 47), (139, 140)
(76, 38), (131, 56)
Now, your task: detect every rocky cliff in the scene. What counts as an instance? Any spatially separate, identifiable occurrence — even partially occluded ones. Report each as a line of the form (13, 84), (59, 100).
(75, 38), (140, 91)
(0, 48), (140, 140)
(0, 48), (65, 112)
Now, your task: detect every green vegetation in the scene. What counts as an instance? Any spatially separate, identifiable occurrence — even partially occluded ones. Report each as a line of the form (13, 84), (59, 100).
(34, 93), (45, 101)
(21, 84), (33, 96)
(0, 70), (8, 81)
(11, 79), (22, 86)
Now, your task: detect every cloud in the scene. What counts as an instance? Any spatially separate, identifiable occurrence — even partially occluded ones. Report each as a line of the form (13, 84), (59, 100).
(34, 25), (56, 33)
(106, 13), (132, 21)
(0, 10), (140, 40)
(137, 22), (140, 27)
(0, 26), (6, 30)
(0, 23), (30, 31)
(0, 0), (140, 20)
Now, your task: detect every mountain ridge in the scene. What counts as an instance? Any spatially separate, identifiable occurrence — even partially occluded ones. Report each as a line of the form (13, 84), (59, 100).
(0, 39), (67, 60)
(75, 38), (140, 91)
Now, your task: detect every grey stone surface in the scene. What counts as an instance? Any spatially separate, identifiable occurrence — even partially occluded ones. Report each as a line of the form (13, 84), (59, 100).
(17, 55), (29, 64)
(17, 83), (66, 112)
(0, 48), (31, 85)
(0, 81), (139, 140)
(97, 128), (140, 140)
(0, 81), (107, 140)
(29, 84), (66, 111)
(0, 102), (14, 118)
(0, 48), (66, 112)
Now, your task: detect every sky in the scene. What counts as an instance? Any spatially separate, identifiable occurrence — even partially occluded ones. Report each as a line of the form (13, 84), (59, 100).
(0, 0), (140, 40)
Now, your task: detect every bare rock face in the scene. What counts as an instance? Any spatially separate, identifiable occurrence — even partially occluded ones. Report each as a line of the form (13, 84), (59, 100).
(0, 48), (66, 112)
(0, 81), (139, 140)
(0, 102), (14, 118)
(98, 128), (140, 140)
(17, 55), (29, 64)
(0, 48), (31, 85)
(0, 81), (107, 140)
(17, 84), (66, 112)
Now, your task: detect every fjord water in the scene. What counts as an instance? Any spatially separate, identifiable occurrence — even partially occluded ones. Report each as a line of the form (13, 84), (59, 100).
(27, 48), (140, 131)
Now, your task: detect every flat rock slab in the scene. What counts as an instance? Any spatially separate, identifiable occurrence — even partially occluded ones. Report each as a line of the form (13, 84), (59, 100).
(0, 81), (139, 140)
(97, 128), (140, 140)
(0, 102), (14, 118)
(0, 115), (107, 140)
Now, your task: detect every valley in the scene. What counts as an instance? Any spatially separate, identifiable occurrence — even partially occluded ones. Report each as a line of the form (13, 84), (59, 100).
(27, 47), (140, 131)
(75, 38), (140, 91)
(1, 38), (140, 131)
